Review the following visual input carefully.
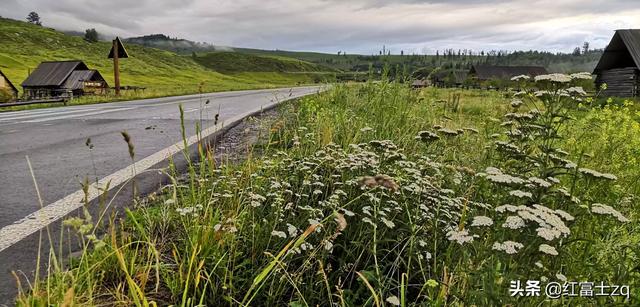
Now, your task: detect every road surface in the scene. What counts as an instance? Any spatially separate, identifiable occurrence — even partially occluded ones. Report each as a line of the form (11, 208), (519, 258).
(0, 86), (321, 305)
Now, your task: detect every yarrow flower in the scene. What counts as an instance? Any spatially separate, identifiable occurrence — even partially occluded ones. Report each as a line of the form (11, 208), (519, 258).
(578, 168), (618, 181)
(591, 203), (629, 222)
(492, 241), (524, 254)
(502, 215), (526, 229)
(511, 75), (530, 81)
(539, 244), (559, 256)
(446, 228), (476, 245)
(470, 215), (494, 227)
(535, 73), (572, 83)
(415, 130), (440, 142)
(569, 72), (592, 80)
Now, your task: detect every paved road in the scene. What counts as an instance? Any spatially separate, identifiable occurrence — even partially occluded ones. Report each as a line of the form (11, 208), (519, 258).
(0, 86), (321, 305)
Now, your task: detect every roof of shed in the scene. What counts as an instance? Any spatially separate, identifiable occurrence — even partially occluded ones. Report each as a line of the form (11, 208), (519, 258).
(62, 70), (107, 90)
(593, 29), (640, 73)
(0, 70), (18, 93)
(469, 65), (548, 80)
(22, 60), (89, 87)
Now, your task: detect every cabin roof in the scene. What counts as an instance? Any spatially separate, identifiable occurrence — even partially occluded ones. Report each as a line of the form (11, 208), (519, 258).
(62, 70), (107, 90)
(469, 65), (548, 80)
(22, 60), (89, 87)
(0, 70), (18, 93)
(593, 29), (640, 73)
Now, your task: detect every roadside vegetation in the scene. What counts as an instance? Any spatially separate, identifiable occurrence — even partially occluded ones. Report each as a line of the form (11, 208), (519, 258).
(14, 71), (640, 305)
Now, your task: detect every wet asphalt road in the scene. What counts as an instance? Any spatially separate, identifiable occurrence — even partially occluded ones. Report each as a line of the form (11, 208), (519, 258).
(0, 86), (320, 305)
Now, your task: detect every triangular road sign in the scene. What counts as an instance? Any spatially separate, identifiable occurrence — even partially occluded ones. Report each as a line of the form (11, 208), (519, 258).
(108, 37), (129, 59)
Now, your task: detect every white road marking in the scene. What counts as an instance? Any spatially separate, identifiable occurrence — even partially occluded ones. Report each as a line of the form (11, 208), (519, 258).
(0, 90), (318, 253)
(21, 107), (136, 123)
(0, 108), (101, 122)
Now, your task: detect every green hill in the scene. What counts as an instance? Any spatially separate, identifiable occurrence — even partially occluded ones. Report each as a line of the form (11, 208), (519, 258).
(0, 18), (331, 98)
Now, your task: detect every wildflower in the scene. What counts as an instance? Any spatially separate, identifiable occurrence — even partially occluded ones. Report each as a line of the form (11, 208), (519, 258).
(360, 126), (374, 132)
(481, 167), (526, 185)
(271, 230), (287, 238)
(492, 241), (524, 254)
(415, 130), (440, 142)
(536, 227), (561, 241)
(578, 168), (617, 181)
(470, 215), (494, 227)
(386, 296), (400, 306)
(287, 224), (298, 237)
(495, 204), (519, 213)
(437, 128), (460, 136)
(556, 273), (567, 282)
(502, 216), (526, 229)
(358, 174), (399, 192)
(324, 241), (334, 251)
(591, 203), (629, 222)
(566, 86), (587, 96)
(313, 189), (323, 195)
(570, 72), (592, 80)
(511, 75), (530, 81)
(535, 261), (544, 268)
(528, 177), (553, 188)
(554, 209), (574, 221)
(446, 229), (475, 245)
(509, 190), (532, 198)
(381, 217), (395, 229)
(510, 99), (523, 108)
(539, 244), (559, 256)
(535, 73), (572, 83)
(362, 217), (376, 228)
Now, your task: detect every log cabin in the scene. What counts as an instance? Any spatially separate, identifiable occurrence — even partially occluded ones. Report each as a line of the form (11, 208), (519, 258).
(21, 60), (108, 100)
(593, 29), (640, 97)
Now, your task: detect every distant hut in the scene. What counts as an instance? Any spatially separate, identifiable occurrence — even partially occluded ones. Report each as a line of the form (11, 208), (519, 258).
(22, 60), (108, 99)
(593, 29), (640, 97)
(469, 65), (548, 83)
(0, 70), (18, 101)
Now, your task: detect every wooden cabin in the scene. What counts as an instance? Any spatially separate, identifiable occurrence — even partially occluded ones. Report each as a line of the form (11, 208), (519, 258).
(411, 79), (427, 89)
(0, 70), (18, 102)
(21, 60), (108, 99)
(593, 29), (640, 97)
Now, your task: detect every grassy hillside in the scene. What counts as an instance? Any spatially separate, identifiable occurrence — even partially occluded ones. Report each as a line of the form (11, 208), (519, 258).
(0, 18), (329, 99)
(193, 51), (334, 74)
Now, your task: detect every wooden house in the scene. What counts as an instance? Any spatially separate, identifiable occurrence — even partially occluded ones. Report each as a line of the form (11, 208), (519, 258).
(411, 79), (428, 89)
(21, 60), (108, 99)
(429, 69), (468, 88)
(593, 29), (640, 97)
(0, 70), (18, 101)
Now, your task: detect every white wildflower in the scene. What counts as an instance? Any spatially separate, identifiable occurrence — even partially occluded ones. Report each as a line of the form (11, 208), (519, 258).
(591, 203), (629, 222)
(536, 227), (561, 241)
(446, 229), (475, 245)
(381, 217), (395, 229)
(287, 224), (298, 237)
(535, 261), (544, 268)
(556, 273), (567, 282)
(492, 241), (524, 254)
(535, 73), (572, 83)
(554, 209), (574, 221)
(386, 296), (400, 306)
(566, 86), (587, 96)
(360, 126), (374, 133)
(502, 216), (526, 229)
(570, 72), (592, 80)
(511, 75), (530, 81)
(509, 190), (532, 198)
(539, 244), (559, 256)
(495, 204), (519, 213)
(271, 230), (287, 238)
(470, 215), (494, 227)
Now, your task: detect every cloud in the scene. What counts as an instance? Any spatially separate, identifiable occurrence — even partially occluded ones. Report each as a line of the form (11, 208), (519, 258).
(1, 0), (638, 54)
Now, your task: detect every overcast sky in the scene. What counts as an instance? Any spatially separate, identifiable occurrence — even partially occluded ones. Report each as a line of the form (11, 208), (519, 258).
(1, 0), (639, 54)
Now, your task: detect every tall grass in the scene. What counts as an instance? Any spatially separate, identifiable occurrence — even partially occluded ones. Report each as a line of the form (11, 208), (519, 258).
(14, 77), (639, 306)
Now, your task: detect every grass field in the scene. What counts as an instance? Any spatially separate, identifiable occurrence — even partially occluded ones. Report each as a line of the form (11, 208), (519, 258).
(14, 74), (640, 305)
(0, 17), (333, 107)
